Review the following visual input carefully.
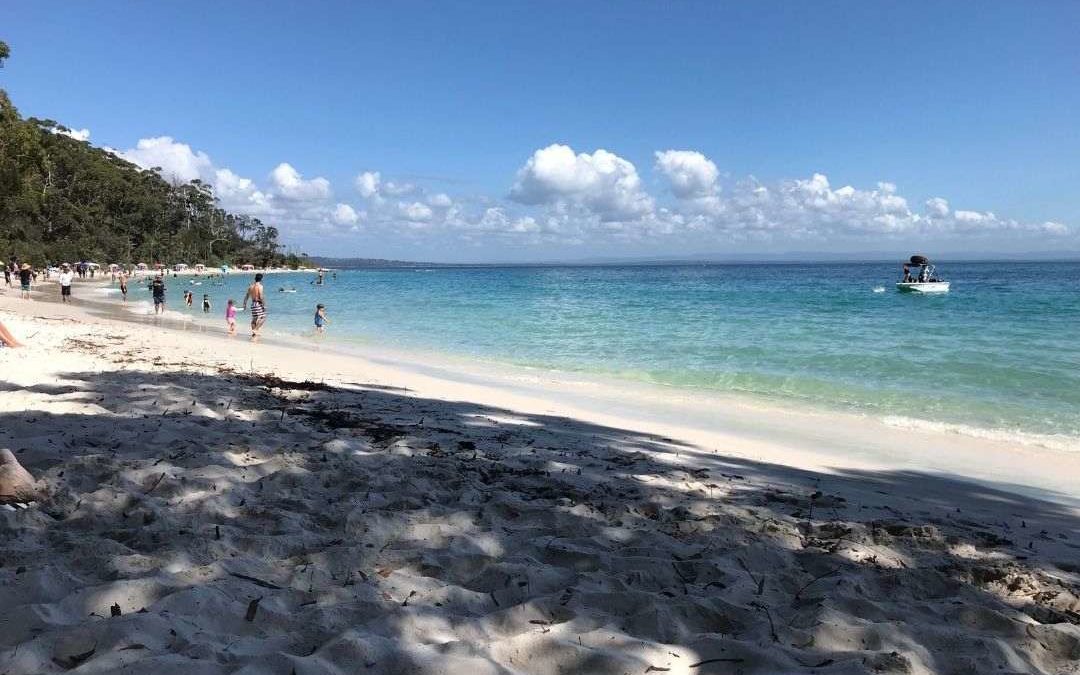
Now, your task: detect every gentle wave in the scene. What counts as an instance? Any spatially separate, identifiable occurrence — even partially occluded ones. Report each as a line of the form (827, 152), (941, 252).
(83, 262), (1080, 447)
(124, 300), (192, 322)
(880, 415), (1080, 453)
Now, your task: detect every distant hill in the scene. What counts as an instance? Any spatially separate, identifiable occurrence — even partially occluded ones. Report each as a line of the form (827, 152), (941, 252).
(308, 257), (442, 269)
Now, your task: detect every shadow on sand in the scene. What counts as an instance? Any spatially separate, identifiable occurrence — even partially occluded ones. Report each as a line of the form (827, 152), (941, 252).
(0, 368), (1078, 674)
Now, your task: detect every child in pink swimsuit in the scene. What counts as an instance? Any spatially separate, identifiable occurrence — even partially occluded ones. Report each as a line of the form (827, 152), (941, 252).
(225, 299), (237, 335)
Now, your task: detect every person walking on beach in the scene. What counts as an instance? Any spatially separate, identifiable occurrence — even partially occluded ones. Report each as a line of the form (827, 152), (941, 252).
(3, 265), (10, 288)
(151, 275), (166, 314)
(225, 299), (238, 336)
(242, 273), (267, 341)
(58, 264), (74, 303)
(18, 264), (32, 299)
(202, 294), (211, 313)
(119, 273), (128, 302)
(314, 303), (330, 333)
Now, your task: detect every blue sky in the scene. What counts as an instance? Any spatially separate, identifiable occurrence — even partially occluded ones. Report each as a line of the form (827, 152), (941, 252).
(3, 1), (1078, 261)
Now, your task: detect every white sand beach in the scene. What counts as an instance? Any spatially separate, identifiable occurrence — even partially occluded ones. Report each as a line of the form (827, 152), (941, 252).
(0, 292), (1078, 674)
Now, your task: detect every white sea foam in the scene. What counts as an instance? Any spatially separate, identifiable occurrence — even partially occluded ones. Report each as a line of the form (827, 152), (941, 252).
(124, 301), (193, 322)
(881, 415), (1080, 453)
(872, 286), (885, 293)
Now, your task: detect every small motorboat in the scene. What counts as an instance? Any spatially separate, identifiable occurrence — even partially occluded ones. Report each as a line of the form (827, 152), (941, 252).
(896, 255), (949, 293)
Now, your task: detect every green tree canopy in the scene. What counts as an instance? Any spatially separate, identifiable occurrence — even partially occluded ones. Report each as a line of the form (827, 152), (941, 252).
(0, 59), (296, 267)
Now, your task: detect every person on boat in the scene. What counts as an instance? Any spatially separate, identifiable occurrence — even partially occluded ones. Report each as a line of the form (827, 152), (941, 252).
(918, 266), (929, 282)
(902, 264), (912, 282)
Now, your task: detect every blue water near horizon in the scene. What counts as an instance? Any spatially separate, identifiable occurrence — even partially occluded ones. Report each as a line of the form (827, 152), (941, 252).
(126, 261), (1080, 448)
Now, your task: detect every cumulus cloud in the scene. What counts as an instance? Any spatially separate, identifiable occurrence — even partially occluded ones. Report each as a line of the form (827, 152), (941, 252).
(332, 203), (360, 225)
(353, 170), (417, 201)
(925, 197), (950, 217)
(428, 193), (453, 208)
(49, 126), (91, 142)
(355, 171), (381, 198)
(270, 162), (331, 201)
(399, 201), (434, 223)
(117, 136), (212, 184)
(111, 135), (1072, 251)
(510, 144), (654, 221)
(655, 150), (719, 199)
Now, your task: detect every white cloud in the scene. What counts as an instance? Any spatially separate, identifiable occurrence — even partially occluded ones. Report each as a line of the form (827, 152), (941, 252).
(50, 126), (91, 142)
(655, 150), (719, 199)
(355, 171), (381, 198)
(270, 162), (331, 201)
(332, 203), (360, 225)
(925, 197), (950, 217)
(510, 144), (654, 221)
(954, 209), (990, 223)
(399, 201), (433, 222)
(382, 180), (415, 196)
(428, 193), (453, 208)
(354, 170), (417, 201)
(118, 136), (212, 184)
(111, 136), (1072, 251)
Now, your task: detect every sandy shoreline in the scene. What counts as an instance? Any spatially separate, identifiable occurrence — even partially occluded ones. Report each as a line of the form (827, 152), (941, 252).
(25, 280), (1080, 506)
(1, 287), (1078, 674)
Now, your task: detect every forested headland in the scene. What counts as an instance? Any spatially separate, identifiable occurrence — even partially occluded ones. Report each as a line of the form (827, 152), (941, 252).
(0, 40), (303, 268)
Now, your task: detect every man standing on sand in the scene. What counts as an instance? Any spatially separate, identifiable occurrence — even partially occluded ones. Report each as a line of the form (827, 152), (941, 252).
(242, 272), (267, 341)
(58, 264), (74, 303)
(151, 275), (166, 314)
(18, 263), (32, 299)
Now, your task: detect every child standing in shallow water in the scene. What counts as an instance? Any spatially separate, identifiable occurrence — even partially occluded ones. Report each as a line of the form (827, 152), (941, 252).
(202, 294), (211, 312)
(225, 299), (237, 336)
(314, 303), (330, 333)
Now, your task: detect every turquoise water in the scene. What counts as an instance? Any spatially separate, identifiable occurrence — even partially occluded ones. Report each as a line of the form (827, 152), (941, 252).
(131, 262), (1080, 446)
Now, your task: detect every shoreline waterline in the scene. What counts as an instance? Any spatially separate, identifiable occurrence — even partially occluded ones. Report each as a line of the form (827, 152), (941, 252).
(73, 274), (1080, 457)
(3, 284), (1079, 508)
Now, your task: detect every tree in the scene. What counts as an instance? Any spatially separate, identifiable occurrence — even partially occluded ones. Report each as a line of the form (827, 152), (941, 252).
(0, 79), (298, 266)
(0, 41), (9, 68)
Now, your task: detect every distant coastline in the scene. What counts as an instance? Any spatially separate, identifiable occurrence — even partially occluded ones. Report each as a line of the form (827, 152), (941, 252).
(310, 253), (1080, 268)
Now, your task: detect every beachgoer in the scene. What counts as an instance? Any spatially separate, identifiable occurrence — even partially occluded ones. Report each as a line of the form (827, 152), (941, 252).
(58, 264), (74, 303)
(242, 273), (267, 340)
(185, 290), (193, 307)
(0, 320), (22, 348)
(314, 303), (330, 333)
(3, 266), (10, 287)
(202, 294), (211, 312)
(18, 264), (32, 299)
(225, 299), (238, 335)
(151, 275), (166, 314)
(119, 274), (128, 302)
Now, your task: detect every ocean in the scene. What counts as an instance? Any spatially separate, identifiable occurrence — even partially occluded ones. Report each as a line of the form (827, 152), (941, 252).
(117, 261), (1080, 450)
